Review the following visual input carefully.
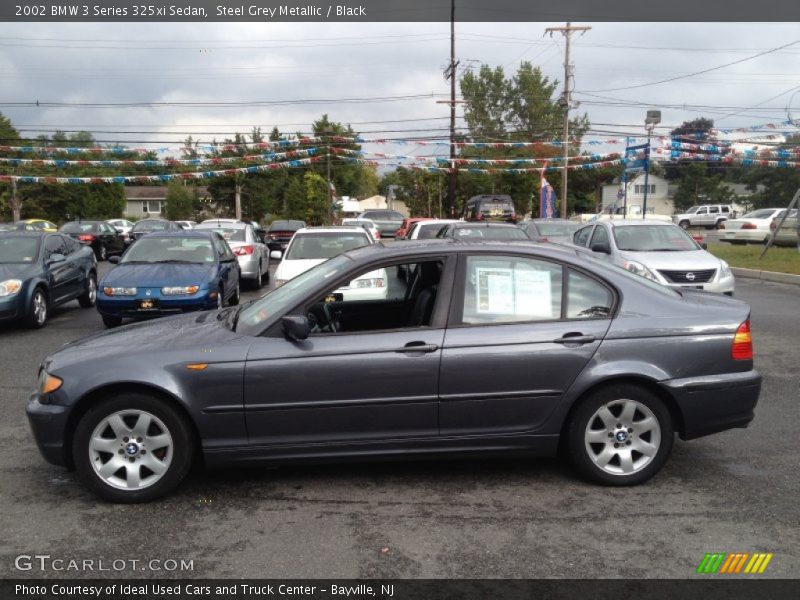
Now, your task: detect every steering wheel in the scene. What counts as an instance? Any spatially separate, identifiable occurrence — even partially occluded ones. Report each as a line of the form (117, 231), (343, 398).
(323, 302), (339, 333)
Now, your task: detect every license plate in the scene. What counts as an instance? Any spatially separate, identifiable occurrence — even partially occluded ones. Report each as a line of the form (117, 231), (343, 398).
(137, 299), (158, 311)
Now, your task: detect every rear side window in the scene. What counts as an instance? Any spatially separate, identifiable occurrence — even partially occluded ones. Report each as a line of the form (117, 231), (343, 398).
(460, 255), (563, 325)
(567, 270), (613, 319)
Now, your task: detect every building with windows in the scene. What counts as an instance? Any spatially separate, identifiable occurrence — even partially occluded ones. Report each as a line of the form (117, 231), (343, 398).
(124, 186), (210, 218)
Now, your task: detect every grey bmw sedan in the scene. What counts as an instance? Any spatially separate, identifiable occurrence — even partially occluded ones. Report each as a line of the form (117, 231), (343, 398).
(26, 240), (761, 502)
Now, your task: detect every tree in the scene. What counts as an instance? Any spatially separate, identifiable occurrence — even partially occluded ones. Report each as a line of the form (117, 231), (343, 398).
(164, 182), (196, 220)
(303, 172), (330, 225)
(672, 163), (735, 211)
(0, 112), (21, 220)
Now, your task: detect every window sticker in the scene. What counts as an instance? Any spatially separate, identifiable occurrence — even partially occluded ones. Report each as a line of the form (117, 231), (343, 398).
(475, 266), (553, 318)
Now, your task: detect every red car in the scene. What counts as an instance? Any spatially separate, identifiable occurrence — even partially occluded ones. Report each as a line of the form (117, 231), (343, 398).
(395, 217), (434, 239)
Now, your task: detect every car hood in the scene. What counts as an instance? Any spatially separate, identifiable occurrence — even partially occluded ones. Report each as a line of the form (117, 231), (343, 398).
(618, 249), (721, 270)
(101, 263), (217, 287)
(44, 310), (245, 372)
(275, 258), (325, 281)
(0, 263), (39, 281)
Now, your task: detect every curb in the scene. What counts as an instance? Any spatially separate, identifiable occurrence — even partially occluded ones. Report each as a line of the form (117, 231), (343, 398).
(731, 267), (800, 286)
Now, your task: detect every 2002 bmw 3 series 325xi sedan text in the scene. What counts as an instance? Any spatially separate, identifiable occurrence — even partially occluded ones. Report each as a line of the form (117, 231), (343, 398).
(26, 241), (762, 502)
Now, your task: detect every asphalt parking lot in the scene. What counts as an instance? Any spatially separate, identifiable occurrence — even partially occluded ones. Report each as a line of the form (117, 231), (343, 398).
(0, 262), (798, 579)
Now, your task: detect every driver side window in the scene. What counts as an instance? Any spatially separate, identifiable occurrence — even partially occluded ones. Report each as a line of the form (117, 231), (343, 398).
(305, 259), (446, 335)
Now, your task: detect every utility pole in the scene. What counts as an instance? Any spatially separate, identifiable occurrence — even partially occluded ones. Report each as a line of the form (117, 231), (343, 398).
(545, 22), (590, 219)
(325, 130), (334, 224)
(445, 0), (458, 217)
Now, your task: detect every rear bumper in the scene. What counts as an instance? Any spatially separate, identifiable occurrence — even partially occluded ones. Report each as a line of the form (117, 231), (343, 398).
(237, 254), (261, 279)
(26, 392), (70, 467)
(660, 370), (761, 440)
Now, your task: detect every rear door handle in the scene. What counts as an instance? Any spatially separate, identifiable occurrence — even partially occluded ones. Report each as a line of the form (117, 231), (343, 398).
(395, 341), (439, 354)
(553, 333), (596, 345)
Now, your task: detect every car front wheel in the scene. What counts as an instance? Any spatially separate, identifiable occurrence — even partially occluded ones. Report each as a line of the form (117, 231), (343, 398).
(678, 220), (690, 230)
(73, 393), (194, 503)
(567, 384), (673, 486)
(26, 288), (48, 328)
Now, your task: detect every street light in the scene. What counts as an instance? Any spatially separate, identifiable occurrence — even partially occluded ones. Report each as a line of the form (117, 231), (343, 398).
(642, 110), (661, 218)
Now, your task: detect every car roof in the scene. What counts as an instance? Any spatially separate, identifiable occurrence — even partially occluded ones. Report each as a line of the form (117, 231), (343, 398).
(599, 219), (674, 227)
(0, 231), (49, 237)
(137, 230), (216, 239)
(294, 226), (371, 235)
(530, 218), (575, 224)
(196, 221), (247, 229)
(451, 221), (519, 228)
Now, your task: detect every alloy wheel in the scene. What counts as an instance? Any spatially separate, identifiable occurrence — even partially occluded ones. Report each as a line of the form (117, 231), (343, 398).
(87, 277), (97, 303)
(584, 399), (661, 476)
(33, 291), (47, 325)
(88, 410), (173, 490)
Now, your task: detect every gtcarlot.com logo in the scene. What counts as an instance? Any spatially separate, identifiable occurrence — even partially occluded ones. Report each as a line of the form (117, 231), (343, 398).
(696, 552), (773, 574)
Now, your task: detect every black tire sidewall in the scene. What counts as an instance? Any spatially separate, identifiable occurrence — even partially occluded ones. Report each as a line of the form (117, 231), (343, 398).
(78, 272), (97, 308)
(567, 384), (674, 486)
(72, 393), (195, 503)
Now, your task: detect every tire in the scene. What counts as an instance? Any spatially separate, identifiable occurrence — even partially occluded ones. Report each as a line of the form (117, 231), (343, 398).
(25, 287), (49, 328)
(252, 262), (263, 290)
(72, 393), (195, 503)
(78, 272), (97, 308)
(678, 220), (690, 230)
(102, 315), (123, 328)
(715, 220), (726, 230)
(229, 281), (240, 306)
(97, 245), (107, 261)
(262, 267), (270, 284)
(566, 384), (674, 486)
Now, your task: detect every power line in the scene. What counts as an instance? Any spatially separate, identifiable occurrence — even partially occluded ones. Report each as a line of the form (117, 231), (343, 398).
(577, 39), (800, 93)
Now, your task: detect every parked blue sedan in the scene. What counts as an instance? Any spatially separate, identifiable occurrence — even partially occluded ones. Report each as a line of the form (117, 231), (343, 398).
(97, 231), (241, 328)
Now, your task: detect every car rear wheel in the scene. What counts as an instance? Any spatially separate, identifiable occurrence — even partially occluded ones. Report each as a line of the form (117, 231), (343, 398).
(252, 262), (263, 290)
(78, 272), (97, 308)
(567, 384), (673, 486)
(229, 281), (240, 306)
(72, 393), (194, 503)
(25, 288), (48, 328)
(97, 245), (107, 261)
(102, 315), (123, 328)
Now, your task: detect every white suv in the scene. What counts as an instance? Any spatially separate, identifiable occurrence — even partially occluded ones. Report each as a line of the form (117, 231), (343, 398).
(672, 205), (733, 230)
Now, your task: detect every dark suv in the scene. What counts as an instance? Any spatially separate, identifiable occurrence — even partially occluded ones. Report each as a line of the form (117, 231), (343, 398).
(463, 194), (517, 223)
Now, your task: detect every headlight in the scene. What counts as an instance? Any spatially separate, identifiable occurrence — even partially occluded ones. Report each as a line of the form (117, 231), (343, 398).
(719, 260), (733, 279)
(354, 278), (386, 288)
(38, 371), (63, 394)
(162, 285), (200, 295)
(0, 279), (22, 297)
(103, 287), (137, 296)
(274, 279), (288, 288)
(623, 260), (657, 281)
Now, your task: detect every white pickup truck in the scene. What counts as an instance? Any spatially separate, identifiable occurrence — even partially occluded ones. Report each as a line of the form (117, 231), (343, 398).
(572, 205), (673, 224)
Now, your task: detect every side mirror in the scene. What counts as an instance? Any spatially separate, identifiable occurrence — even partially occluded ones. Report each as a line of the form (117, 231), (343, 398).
(108, 255), (121, 264)
(701, 243), (708, 250)
(270, 250), (282, 260)
(47, 253), (66, 265)
(282, 315), (309, 341)
(590, 243), (610, 254)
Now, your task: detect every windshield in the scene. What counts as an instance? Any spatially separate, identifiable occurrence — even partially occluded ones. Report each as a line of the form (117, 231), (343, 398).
(0, 237), (40, 263)
(684, 206), (699, 214)
(196, 226), (246, 242)
(133, 221), (170, 232)
(236, 254), (352, 335)
(285, 232), (370, 260)
(534, 221), (579, 237)
(61, 222), (97, 233)
(454, 226), (529, 240)
(120, 237), (215, 264)
(613, 225), (700, 251)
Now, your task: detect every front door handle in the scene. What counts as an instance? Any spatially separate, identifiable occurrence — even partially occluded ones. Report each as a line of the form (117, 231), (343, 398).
(395, 341), (439, 354)
(553, 333), (596, 345)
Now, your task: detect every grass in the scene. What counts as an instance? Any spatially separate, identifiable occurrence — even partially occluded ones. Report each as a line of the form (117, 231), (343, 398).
(707, 243), (800, 275)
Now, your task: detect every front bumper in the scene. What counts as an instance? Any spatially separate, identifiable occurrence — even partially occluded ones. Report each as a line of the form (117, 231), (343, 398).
(26, 392), (70, 467)
(97, 290), (216, 319)
(660, 370), (761, 440)
(0, 293), (26, 323)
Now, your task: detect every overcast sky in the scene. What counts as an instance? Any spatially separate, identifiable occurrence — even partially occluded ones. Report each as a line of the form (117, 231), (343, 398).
(1, 21), (799, 163)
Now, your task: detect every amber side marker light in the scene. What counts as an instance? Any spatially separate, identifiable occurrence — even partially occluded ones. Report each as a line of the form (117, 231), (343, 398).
(41, 374), (63, 394)
(732, 320), (753, 360)
(186, 363), (208, 371)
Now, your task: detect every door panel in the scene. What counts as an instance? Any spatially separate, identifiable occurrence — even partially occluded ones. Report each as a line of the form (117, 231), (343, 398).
(439, 320), (609, 435)
(244, 329), (444, 446)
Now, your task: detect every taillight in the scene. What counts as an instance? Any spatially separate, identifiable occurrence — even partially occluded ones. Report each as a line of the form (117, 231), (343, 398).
(769, 220), (777, 231)
(741, 222), (757, 230)
(476, 213), (484, 221)
(77, 234), (96, 242)
(732, 320), (753, 360)
(375, 230), (381, 239)
(233, 245), (255, 256)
